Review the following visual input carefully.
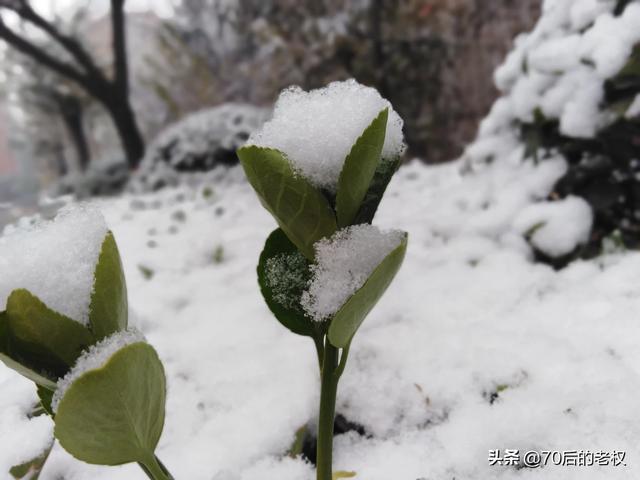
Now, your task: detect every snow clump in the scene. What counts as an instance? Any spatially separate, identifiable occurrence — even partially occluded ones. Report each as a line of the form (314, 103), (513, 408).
(51, 329), (146, 413)
(247, 79), (406, 191)
(301, 225), (404, 321)
(0, 205), (108, 325)
(513, 196), (594, 257)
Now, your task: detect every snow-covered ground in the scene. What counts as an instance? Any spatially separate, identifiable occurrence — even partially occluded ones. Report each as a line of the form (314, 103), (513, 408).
(2, 157), (640, 479)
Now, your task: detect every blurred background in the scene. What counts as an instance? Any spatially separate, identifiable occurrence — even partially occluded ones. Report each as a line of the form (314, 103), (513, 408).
(0, 0), (541, 215)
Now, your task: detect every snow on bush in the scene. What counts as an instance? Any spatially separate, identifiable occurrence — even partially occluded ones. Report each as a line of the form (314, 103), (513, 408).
(51, 329), (146, 413)
(301, 225), (405, 321)
(492, 0), (640, 137)
(132, 103), (269, 192)
(513, 196), (593, 258)
(0, 205), (107, 324)
(247, 79), (405, 191)
(463, 0), (640, 263)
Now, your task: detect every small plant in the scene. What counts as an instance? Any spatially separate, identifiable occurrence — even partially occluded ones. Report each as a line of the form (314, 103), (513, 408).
(0, 208), (174, 480)
(238, 80), (408, 479)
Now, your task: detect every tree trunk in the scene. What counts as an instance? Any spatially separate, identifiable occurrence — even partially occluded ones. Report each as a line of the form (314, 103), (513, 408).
(103, 98), (145, 169)
(57, 95), (91, 171)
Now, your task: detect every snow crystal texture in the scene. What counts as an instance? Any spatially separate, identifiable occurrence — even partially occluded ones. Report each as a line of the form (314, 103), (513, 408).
(0, 205), (108, 325)
(264, 251), (309, 310)
(302, 225), (404, 321)
(51, 329), (146, 413)
(247, 79), (405, 191)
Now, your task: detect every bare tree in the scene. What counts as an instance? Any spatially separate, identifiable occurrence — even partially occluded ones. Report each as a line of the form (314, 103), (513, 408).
(0, 0), (145, 169)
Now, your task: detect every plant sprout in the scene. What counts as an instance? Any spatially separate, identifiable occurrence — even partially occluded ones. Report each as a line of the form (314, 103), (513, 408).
(238, 80), (408, 479)
(0, 208), (174, 480)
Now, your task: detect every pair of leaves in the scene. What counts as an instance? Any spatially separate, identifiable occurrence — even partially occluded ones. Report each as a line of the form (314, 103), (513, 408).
(245, 108), (405, 346)
(239, 107), (396, 259)
(54, 342), (166, 466)
(0, 231), (128, 391)
(258, 228), (408, 348)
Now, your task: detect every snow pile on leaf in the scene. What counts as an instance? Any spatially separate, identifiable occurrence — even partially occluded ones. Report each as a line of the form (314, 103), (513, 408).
(463, 0), (640, 262)
(51, 329), (145, 412)
(0, 206), (107, 324)
(132, 103), (269, 192)
(247, 79), (405, 191)
(301, 225), (404, 321)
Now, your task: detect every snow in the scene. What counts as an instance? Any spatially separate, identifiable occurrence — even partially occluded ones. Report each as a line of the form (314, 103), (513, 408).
(1, 156), (640, 479)
(513, 196), (594, 257)
(301, 225), (404, 321)
(0, 205), (108, 325)
(247, 79), (406, 191)
(51, 329), (146, 413)
(626, 94), (640, 118)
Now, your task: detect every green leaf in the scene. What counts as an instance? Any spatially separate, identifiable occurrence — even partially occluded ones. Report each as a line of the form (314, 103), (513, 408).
(89, 232), (128, 340)
(288, 424), (308, 458)
(257, 229), (316, 337)
(37, 385), (54, 416)
(238, 146), (337, 259)
(54, 342), (166, 466)
(10, 440), (53, 480)
(333, 472), (357, 480)
(328, 234), (408, 348)
(0, 311), (57, 389)
(2, 290), (93, 381)
(353, 156), (402, 225)
(336, 108), (388, 227)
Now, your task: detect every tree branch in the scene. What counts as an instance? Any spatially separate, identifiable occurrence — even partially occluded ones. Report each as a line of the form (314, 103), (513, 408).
(11, 1), (105, 81)
(0, 17), (87, 86)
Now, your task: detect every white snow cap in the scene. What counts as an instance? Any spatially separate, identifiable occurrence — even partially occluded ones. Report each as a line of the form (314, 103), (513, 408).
(52, 329), (146, 413)
(247, 79), (406, 191)
(513, 196), (593, 257)
(301, 224), (404, 321)
(0, 205), (108, 325)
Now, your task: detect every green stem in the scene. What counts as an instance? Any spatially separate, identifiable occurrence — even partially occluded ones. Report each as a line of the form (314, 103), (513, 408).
(313, 333), (325, 370)
(317, 341), (340, 480)
(139, 454), (174, 480)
